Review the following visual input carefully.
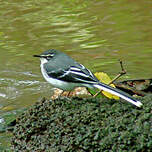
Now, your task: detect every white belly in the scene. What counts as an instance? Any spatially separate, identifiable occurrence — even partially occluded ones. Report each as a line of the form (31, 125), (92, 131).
(40, 62), (82, 90)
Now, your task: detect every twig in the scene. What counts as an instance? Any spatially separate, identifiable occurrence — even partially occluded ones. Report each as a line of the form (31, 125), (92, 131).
(93, 60), (126, 97)
(109, 60), (126, 84)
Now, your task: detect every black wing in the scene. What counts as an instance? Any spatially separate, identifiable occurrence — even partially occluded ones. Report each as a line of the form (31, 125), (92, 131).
(44, 63), (99, 84)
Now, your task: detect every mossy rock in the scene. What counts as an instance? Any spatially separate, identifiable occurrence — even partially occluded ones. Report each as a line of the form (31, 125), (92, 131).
(11, 95), (152, 151)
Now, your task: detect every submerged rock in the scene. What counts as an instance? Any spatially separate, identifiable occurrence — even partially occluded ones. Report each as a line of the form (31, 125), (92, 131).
(11, 95), (152, 151)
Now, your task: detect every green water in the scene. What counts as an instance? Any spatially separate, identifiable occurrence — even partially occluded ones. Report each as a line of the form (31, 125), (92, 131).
(0, 0), (152, 149)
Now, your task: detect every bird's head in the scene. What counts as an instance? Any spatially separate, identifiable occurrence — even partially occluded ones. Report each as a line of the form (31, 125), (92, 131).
(33, 49), (61, 63)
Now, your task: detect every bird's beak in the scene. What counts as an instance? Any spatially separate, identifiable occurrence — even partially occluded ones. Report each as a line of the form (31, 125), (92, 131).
(33, 55), (41, 58)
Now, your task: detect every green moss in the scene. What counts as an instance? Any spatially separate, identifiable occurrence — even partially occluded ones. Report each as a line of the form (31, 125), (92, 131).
(11, 95), (152, 151)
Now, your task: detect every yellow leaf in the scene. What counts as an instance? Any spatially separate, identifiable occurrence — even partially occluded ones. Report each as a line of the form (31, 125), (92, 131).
(94, 72), (119, 100)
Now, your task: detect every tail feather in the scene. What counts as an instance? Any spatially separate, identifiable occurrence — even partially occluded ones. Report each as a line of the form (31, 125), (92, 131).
(93, 83), (142, 107)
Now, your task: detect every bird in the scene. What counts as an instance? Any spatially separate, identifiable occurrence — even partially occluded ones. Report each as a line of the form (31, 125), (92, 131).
(33, 49), (142, 107)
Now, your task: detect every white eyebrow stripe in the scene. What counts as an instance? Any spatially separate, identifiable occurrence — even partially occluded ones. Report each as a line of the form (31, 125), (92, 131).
(41, 54), (54, 57)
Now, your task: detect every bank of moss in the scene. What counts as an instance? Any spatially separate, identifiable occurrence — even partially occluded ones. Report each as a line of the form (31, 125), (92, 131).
(11, 95), (152, 151)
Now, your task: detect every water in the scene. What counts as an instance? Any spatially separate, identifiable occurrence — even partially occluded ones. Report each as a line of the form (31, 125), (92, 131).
(0, 0), (152, 149)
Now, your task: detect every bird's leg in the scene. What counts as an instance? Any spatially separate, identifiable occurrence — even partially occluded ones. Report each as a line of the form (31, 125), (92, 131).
(59, 90), (72, 98)
(93, 60), (126, 97)
(59, 90), (64, 97)
(67, 91), (72, 97)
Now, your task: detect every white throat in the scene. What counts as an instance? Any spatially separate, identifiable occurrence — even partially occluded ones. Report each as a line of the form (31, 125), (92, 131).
(40, 58), (48, 65)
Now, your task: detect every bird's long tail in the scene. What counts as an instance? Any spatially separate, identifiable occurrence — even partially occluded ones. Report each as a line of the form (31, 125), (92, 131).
(93, 83), (142, 107)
